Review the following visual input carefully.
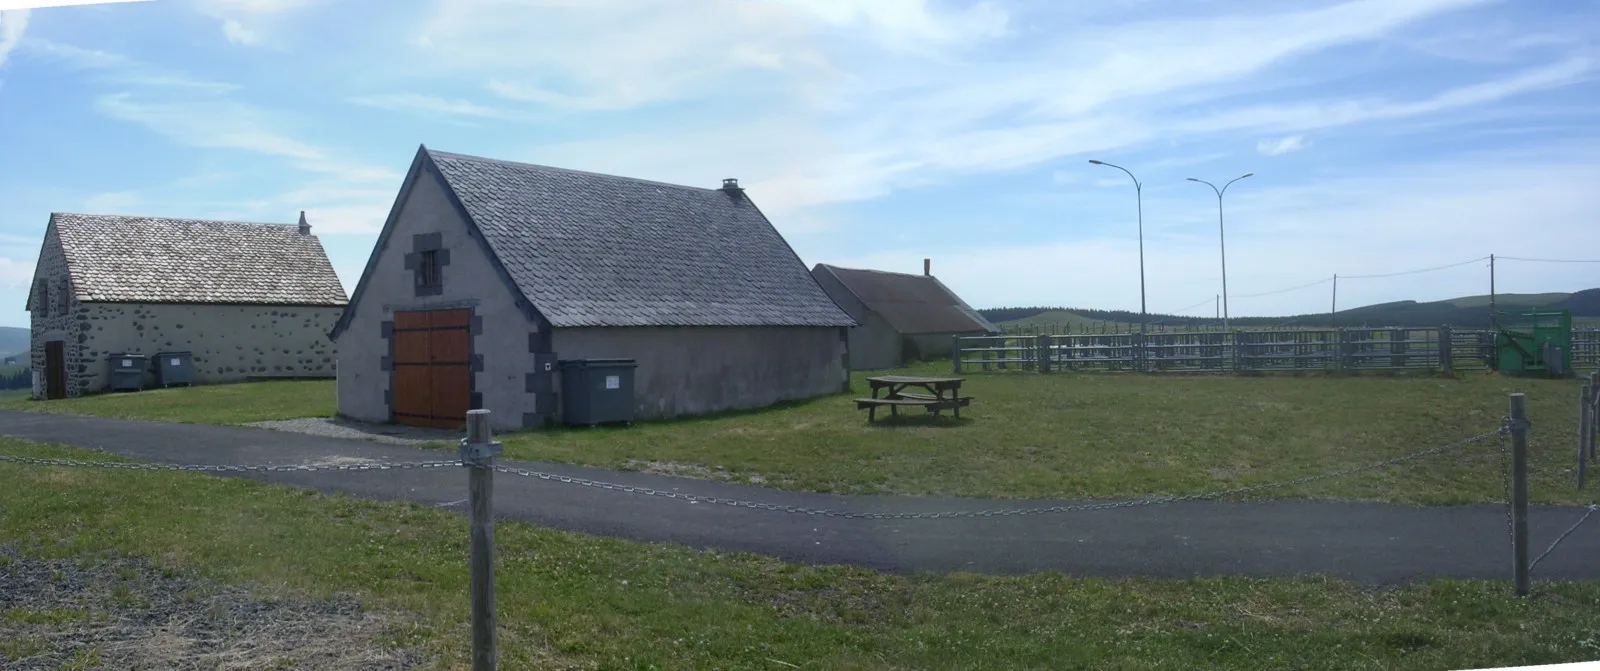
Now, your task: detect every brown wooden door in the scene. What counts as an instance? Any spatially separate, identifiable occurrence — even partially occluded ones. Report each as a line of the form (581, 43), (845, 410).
(44, 341), (66, 400)
(391, 309), (472, 429)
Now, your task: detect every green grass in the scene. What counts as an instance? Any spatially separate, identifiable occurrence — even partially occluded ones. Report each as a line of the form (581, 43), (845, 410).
(0, 380), (332, 424)
(4, 365), (1597, 506)
(3, 437), (1598, 670)
(497, 363), (1597, 506)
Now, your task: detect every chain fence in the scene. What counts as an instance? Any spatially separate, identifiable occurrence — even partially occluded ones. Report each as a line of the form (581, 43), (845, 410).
(491, 429), (1504, 520)
(1, 417), (1593, 579)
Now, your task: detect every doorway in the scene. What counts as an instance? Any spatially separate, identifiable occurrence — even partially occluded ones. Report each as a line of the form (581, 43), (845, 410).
(44, 340), (66, 400)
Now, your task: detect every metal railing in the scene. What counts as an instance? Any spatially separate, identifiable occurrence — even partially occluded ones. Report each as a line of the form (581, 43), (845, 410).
(955, 327), (1600, 374)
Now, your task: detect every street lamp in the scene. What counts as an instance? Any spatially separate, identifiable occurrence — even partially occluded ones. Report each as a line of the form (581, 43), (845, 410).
(1186, 173), (1253, 333)
(1089, 159), (1147, 369)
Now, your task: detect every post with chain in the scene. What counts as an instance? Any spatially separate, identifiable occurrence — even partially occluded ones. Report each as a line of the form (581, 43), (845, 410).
(1590, 370), (1599, 461)
(461, 409), (503, 671)
(1509, 393), (1531, 597)
(1580, 383), (1592, 490)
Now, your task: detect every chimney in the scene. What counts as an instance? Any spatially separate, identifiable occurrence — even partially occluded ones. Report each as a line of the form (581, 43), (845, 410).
(923, 258), (931, 276)
(297, 210), (311, 236)
(721, 177), (742, 192)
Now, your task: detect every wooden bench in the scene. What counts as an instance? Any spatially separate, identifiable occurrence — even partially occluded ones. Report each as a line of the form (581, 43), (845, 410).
(854, 396), (972, 423)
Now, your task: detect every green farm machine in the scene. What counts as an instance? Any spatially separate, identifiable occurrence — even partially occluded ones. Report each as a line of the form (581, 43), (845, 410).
(1493, 308), (1573, 376)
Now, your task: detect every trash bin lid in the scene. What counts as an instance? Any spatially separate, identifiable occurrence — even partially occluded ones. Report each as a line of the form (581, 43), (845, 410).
(557, 358), (637, 369)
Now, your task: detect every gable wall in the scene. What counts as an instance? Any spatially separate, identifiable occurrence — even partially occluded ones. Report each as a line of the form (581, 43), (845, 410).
(811, 268), (900, 371)
(28, 230), (80, 398)
(334, 160), (539, 432)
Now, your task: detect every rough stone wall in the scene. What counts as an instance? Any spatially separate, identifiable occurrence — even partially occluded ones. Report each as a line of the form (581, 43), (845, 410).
(75, 303), (343, 392)
(27, 233), (82, 398)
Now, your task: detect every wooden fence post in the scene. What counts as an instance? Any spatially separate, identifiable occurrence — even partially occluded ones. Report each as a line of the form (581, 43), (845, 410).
(1439, 325), (1453, 375)
(461, 409), (502, 671)
(1580, 383), (1591, 490)
(952, 336), (963, 374)
(1038, 335), (1052, 373)
(1509, 393), (1530, 597)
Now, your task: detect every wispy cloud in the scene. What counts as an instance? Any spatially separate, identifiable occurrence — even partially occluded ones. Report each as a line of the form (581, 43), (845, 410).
(348, 92), (517, 120)
(0, 9), (28, 69)
(189, 0), (311, 46)
(24, 39), (239, 91)
(1257, 135), (1307, 156)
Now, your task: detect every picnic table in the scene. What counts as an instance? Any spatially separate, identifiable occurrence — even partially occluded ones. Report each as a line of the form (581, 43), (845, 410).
(854, 375), (972, 423)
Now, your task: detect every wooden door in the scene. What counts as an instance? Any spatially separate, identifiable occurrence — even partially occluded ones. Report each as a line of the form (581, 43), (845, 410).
(44, 341), (66, 400)
(391, 309), (472, 429)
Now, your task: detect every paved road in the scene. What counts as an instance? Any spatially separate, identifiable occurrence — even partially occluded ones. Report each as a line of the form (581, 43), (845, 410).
(2, 410), (1596, 585)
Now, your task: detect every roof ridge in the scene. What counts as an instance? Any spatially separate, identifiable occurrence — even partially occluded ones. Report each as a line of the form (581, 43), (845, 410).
(51, 212), (299, 229)
(819, 263), (935, 280)
(425, 148), (727, 194)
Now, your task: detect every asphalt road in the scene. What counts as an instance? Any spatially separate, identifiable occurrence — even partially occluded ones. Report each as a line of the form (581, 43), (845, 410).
(3, 410), (1596, 585)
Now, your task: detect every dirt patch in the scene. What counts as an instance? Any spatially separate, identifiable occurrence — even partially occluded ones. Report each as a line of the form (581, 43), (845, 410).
(0, 546), (424, 670)
(245, 417), (459, 446)
(621, 459), (778, 486)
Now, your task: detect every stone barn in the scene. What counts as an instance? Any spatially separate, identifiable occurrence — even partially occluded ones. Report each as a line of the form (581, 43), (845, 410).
(328, 145), (857, 431)
(811, 260), (999, 370)
(25, 213), (348, 399)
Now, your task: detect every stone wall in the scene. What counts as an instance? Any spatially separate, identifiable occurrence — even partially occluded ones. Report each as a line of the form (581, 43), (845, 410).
(76, 303), (343, 392)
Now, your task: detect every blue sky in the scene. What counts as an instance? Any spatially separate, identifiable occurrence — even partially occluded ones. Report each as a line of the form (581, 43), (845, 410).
(1, 0), (1598, 328)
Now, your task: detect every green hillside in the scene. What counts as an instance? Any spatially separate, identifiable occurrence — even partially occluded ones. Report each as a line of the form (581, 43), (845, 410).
(0, 326), (26, 354)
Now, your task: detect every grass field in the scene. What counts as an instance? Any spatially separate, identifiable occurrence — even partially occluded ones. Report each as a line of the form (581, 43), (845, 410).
(0, 380), (331, 424)
(3, 437), (1598, 670)
(3, 366), (1595, 506)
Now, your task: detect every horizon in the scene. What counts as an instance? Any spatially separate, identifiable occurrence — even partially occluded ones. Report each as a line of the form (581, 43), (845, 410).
(4, 0), (1600, 328)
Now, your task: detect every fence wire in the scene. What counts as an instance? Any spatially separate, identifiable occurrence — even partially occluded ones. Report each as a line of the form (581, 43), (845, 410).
(493, 429), (1503, 520)
(0, 427), (1525, 522)
(0, 454), (463, 473)
(1529, 504), (1599, 572)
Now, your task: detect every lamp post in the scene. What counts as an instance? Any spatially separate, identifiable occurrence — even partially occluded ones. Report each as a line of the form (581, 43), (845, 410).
(1186, 173), (1252, 333)
(1089, 159), (1147, 370)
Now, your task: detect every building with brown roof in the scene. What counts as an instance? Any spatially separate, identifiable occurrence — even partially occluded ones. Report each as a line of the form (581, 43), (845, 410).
(25, 212), (348, 399)
(811, 260), (999, 370)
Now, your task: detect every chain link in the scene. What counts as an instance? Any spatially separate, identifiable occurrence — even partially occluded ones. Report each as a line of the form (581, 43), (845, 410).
(494, 429), (1503, 520)
(1498, 422), (1515, 548)
(1528, 504), (1599, 573)
(0, 454), (463, 473)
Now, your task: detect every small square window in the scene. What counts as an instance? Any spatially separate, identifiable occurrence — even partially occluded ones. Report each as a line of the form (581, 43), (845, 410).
(418, 250), (441, 289)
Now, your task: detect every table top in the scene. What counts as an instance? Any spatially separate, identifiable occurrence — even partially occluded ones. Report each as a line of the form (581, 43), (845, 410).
(866, 375), (966, 385)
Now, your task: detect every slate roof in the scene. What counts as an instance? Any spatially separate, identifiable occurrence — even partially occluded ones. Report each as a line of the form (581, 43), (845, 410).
(42, 213), (348, 306)
(812, 264), (999, 336)
(425, 149), (857, 328)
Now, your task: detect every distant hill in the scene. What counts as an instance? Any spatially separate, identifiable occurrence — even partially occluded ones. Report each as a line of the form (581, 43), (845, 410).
(0, 326), (25, 354)
(985, 289), (1600, 330)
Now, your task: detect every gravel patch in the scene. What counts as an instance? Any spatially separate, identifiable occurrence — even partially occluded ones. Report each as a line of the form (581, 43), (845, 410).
(244, 417), (459, 446)
(0, 546), (425, 670)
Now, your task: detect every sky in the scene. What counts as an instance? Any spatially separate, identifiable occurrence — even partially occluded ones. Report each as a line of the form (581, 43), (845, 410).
(1, 0), (1598, 329)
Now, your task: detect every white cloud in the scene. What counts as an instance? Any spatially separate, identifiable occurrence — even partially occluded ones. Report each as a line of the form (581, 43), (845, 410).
(0, 9), (28, 68)
(24, 40), (239, 91)
(191, 0), (311, 46)
(1257, 135), (1307, 156)
(348, 93), (517, 120)
(221, 19), (257, 45)
(833, 147), (1600, 315)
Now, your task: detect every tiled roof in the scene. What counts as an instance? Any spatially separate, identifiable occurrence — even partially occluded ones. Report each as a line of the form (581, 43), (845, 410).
(813, 264), (999, 336)
(49, 213), (349, 305)
(426, 149), (856, 328)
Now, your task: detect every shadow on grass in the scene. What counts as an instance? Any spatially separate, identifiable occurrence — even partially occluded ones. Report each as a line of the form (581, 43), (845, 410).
(863, 413), (972, 429)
